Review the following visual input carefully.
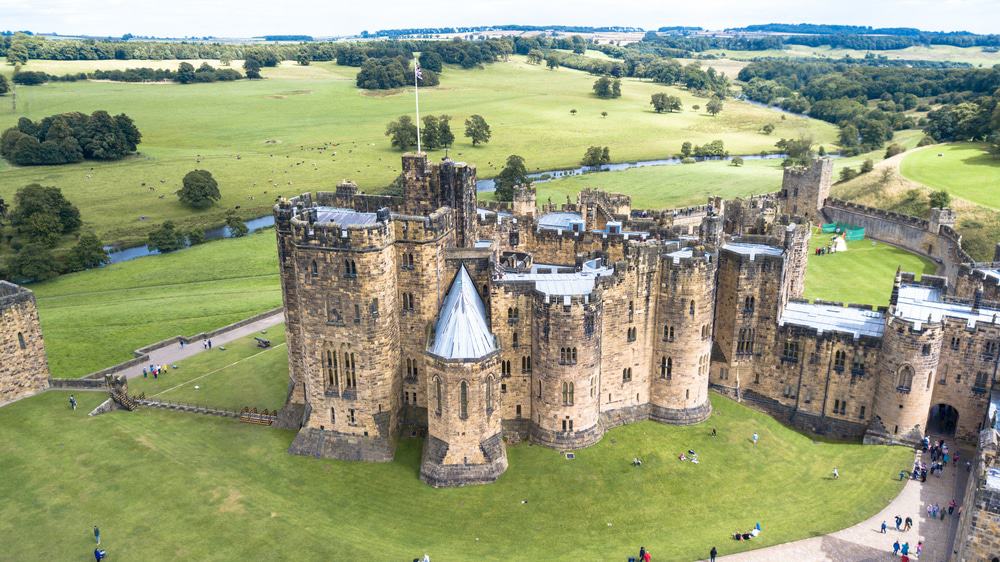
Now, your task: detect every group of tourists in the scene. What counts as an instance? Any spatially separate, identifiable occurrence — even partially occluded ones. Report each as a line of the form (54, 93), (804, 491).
(732, 522), (762, 542)
(678, 449), (700, 464)
(890, 539), (922, 560)
(142, 363), (169, 380)
(92, 526), (107, 560)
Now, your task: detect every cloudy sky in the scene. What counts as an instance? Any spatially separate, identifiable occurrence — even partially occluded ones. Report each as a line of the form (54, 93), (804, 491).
(3, 0), (999, 38)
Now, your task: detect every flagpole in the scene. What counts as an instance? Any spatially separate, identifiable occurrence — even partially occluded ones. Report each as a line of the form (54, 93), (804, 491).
(414, 56), (421, 154)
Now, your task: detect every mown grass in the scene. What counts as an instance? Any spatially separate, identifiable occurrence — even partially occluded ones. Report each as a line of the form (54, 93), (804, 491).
(31, 230), (280, 378)
(127, 323), (288, 412)
(0, 390), (910, 561)
(900, 142), (1000, 210)
(804, 228), (937, 306)
(0, 57), (837, 247)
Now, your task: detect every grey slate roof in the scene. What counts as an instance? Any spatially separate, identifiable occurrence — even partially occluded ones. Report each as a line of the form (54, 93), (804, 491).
(496, 258), (614, 296)
(314, 207), (378, 226)
(428, 265), (496, 360)
(722, 242), (784, 259)
(895, 284), (1000, 328)
(780, 301), (885, 339)
(538, 212), (583, 231)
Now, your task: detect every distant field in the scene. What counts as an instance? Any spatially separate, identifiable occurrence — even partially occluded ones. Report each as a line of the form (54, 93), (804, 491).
(31, 231), (281, 378)
(899, 143), (1000, 210)
(703, 45), (1000, 66)
(0, 57), (837, 248)
(525, 158), (786, 209)
(804, 230), (937, 306)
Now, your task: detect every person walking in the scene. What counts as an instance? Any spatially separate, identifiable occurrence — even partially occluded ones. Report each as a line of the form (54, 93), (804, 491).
(643, 549), (651, 562)
(93, 525), (100, 545)
(69, 395), (77, 411)
(880, 520), (887, 534)
(892, 540), (900, 556)
(710, 546), (717, 562)
(142, 367), (148, 378)
(832, 467), (839, 479)
(894, 515), (902, 530)
(904, 516), (912, 531)
(752, 432), (759, 447)
(208, 339), (213, 349)
(638, 546), (646, 562)
(901, 542), (909, 556)
(94, 547), (107, 561)
(916, 541), (923, 556)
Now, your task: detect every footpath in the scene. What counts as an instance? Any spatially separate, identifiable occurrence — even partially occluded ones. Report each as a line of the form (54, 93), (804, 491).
(711, 441), (972, 562)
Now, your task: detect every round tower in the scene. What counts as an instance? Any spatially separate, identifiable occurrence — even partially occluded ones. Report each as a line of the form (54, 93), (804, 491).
(866, 314), (943, 446)
(650, 247), (716, 424)
(421, 266), (507, 487)
(529, 293), (604, 449)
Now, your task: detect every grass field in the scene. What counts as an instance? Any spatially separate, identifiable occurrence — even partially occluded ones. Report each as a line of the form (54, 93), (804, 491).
(527, 158), (786, 209)
(0, 57), (837, 247)
(804, 229), (937, 306)
(703, 45), (1000, 66)
(900, 143), (1000, 210)
(128, 324), (288, 412)
(31, 230), (280, 378)
(0, 390), (910, 561)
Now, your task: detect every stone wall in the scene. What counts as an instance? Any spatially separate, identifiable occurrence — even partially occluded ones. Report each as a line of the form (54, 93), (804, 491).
(779, 158), (832, 224)
(0, 281), (49, 405)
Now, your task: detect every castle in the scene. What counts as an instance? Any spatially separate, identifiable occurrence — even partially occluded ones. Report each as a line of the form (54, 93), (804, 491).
(273, 153), (1000, 487)
(0, 281), (50, 406)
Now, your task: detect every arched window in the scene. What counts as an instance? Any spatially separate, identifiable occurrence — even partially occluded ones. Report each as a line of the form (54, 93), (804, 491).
(17, 332), (26, 350)
(486, 376), (494, 415)
(434, 377), (442, 416)
(562, 382), (570, 405)
(512, 333), (519, 348)
(689, 299), (695, 316)
(897, 365), (914, 391)
(571, 348), (577, 363)
(310, 260), (318, 277)
(628, 301), (634, 322)
(666, 357), (672, 379)
(622, 368), (632, 382)
(460, 381), (469, 420)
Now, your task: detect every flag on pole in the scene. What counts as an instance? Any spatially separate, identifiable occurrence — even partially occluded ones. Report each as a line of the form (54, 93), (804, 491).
(415, 61), (423, 82)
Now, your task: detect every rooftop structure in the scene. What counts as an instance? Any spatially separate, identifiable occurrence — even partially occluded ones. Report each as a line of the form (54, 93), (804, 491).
(721, 242), (784, 260)
(496, 258), (614, 296)
(896, 284), (1000, 327)
(780, 301), (886, 339)
(428, 265), (497, 360)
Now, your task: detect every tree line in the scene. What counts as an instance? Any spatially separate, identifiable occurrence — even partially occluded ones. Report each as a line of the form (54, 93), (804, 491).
(11, 62), (243, 86)
(1, 111), (141, 166)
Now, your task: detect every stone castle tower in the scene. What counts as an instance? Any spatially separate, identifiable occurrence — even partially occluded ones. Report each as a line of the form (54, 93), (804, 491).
(780, 157), (832, 224)
(0, 281), (50, 405)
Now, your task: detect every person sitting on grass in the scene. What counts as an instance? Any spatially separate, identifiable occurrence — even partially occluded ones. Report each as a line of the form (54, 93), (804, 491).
(632, 458), (642, 467)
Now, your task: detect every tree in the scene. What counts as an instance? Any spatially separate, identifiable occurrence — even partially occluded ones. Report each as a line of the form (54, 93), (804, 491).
(438, 115), (455, 148)
(526, 49), (544, 65)
(860, 159), (875, 174)
(421, 115), (441, 150)
(385, 115), (418, 150)
(177, 169), (221, 209)
(987, 133), (1000, 159)
(493, 154), (530, 201)
(839, 167), (858, 182)
(147, 221), (187, 253)
(706, 96), (724, 117)
(0, 75), (9, 96)
(570, 109), (577, 116)
(243, 57), (262, 79)
(219, 55), (232, 66)
(418, 52), (443, 72)
(775, 137), (814, 167)
(611, 79), (621, 98)
(680, 141), (692, 158)
(545, 56), (559, 70)
(761, 123), (775, 135)
(731, 156), (744, 167)
(929, 190), (951, 209)
(9, 244), (59, 282)
(68, 232), (110, 271)
(296, 50), (311, 66)
(225, 210), (248, 237)
(464, 114), (491, 146)
(593, 76), (612, 98)
(187, 228), (206, 245)
(601, 111), (608, 119)
(10, 184), (81, 245)
(582, 146), (610, 167)
(176, 62), (196, 84)
(6, 43), (28, 66)
(650, 93), (681, 113)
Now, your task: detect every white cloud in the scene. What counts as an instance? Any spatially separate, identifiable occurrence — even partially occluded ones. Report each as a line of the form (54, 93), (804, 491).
(0, 0), (997, 37)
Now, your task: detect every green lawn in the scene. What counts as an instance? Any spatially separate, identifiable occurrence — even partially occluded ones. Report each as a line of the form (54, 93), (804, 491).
(900, 143), (1000, 210)
(526, 158), (785, 209)
(31, 230), (281, 378)
(0, 57), (837, 248)
(0, 390), (909, 561)
(804, 229), (937, 306)
(128, 323), (288, 412)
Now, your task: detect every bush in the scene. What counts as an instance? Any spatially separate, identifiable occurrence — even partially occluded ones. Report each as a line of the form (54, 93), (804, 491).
(860, 159), (875, 174)
(8, 244), (60, 282)
(839, 167), (858, 182)
(581, 146), (610, 167)
(147, 221), (187, 253)
(884, 143), (906, 159)
(186, 228), (206, 246)
(67, 232), (109, 271)
(917, 136), (937, 147)
(225, 211), (248, 238)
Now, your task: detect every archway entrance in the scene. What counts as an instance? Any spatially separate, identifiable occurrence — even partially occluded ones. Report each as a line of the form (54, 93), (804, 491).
(927, 404), (959, 436)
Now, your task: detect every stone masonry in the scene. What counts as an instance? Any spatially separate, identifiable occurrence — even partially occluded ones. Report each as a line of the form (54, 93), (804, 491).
(0, 281), (50, 405)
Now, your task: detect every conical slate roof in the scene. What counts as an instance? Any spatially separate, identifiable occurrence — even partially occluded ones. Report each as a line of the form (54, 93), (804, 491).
(428, 265), (496, 360)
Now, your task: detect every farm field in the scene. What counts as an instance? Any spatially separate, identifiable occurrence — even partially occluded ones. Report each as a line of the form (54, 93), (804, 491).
(0, 56), (837, 247)
(899, 143), (1000, 210)
(803, 230), (937, 306)
(703, 45), (1000, 66)
(0, 390), (910, 561)
(30, 230), (281, 378)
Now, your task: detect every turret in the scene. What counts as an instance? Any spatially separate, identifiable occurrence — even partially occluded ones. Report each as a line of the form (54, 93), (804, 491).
(512, 184), (536, 220)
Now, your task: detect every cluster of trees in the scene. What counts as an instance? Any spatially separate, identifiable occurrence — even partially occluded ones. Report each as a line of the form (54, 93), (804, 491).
(385, 114), (482, 150)
(924, 94), (1000, 143)
(356, 57), (439, 89)
(592, 76), (621, 98)
(679, 140), (727, 159)
(14, 62), (243, 85)
(1, 111), (141, 166)
(0, 184), (108, 281)
(650, 93), (682, 113)
(582, 146), (611, 167)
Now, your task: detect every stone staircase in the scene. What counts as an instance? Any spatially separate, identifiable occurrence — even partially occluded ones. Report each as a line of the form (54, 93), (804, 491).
(135, 398), (239, 419)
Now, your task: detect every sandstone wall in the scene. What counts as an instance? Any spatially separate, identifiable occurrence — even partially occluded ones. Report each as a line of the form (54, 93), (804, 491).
(0, 282), (50, 405)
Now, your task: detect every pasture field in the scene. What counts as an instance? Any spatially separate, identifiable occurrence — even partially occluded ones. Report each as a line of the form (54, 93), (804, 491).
(0, 57), (836, 247)
(899, 143), (1000, 210)
(703, 45), (1000, 66)
(804, 229), (936, 306)
(0, 390), (909, 561)
(30, 230), (281, 378)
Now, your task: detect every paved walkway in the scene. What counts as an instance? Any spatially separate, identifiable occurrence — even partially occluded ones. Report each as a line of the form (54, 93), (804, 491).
(710, 441), (972, 562)
(111, 311), (285, 380)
